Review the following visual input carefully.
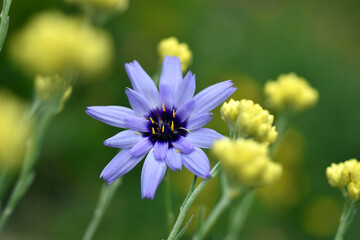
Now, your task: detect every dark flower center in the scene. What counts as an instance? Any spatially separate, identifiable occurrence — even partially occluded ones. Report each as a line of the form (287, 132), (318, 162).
(143, 104), (189, 144)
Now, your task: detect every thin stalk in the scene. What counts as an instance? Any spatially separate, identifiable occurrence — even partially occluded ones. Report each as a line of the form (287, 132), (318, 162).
(334, 198), (357, 240)
(0, 0), (13, 51)
(225, 191), (255, 240)
(167, 162), (221, 240)
(83, 179), (122, 240)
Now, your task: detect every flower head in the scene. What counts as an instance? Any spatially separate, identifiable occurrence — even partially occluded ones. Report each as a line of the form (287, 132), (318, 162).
(221, 99), (277, 144)
(10, 11), (113, 77)
(157, 37), (192, 72)
(213, 138), (282, 187)
(264, 73), (318, 112)
(326, 158), (360, 200)
(86, 56), (236, 199)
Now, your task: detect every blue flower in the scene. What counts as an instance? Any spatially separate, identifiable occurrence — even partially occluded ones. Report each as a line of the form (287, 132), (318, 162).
(86, 56), (236, 199)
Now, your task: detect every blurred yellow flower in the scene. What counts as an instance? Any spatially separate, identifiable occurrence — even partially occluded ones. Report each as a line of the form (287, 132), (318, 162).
(326, 159), (360, 200)
(221, 99), (277, 144)
(35, 75), (65, 100)
(264, 73), (318, 111)
(157, 37), (192, 71)
(66, 0), (129, 12)
(213, 138), (282, 187)
(10, 11), (113, 77)
(0, 89), (31, 170)
(302, 197), (341, 237)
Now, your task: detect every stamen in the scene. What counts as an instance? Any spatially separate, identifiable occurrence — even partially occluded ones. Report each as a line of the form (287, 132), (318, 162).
(149, 117), (154, 124)
(162, 103), (165, 112)
(172, 109), (175, 118)
(171, 121), (174, 131)
(179, 127), (190, 133)
(152, 127), (155, 135)
(162, 125), (165, 133)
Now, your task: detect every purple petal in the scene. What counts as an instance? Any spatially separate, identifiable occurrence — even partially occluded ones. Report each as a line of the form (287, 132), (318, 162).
(159, 56), (182, 95)
(159, 84), (173, 108)
(86, 106), (135, 128)
(141, 150), (167, 200)
(182, 147), (211, 179)
(187, 113), (213, 131)
(100, 148), (144, 184)
(104, 130), (142, 148)
(125, 61), (159, 107)
(187, 128), (224, 149)
(176, 100), (194, 122)
(193, 80), (236, 114)
(125, 88), (152, 117)
(153, 141), (169, 160)
(125, 117), (148, 132)
(129, 138), (153, 157)
(165, 147), (182, 171)
(174, 71), (195, 107)
(172, 136), (194, 154)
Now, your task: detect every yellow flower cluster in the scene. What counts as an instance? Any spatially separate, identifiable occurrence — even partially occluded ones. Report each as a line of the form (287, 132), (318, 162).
(65, 0), (129, 12)
(0, 90), (31, 170)
(264, 73), (318, 111)
(326, 159), (360, 200)
(213, 138), (282, 187)
(10, 11), (113, 77)
(220, 99), (278, 144)
(157, 37), (192, 72)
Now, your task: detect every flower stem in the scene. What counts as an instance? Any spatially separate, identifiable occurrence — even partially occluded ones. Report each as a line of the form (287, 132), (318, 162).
(83, 179), (122, 240)
(0, 0), (13, 52)
(225, 191), (255, 240)
(165, 174), (175, 232)
(334, 198), (357, 240)
(167, 162), (221, 240)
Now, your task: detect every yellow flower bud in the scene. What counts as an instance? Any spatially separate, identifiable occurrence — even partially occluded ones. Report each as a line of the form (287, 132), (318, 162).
(264, 73), (318, 112)
(65, 0), (129, 12)
(236, 100), (278, 144)
(0, 89), (31, 170)
(157, 37), (192, 72)
(10, 11), (113, 77)
(326, 163), (345, 187)
(213, 138), (282, 187)
(220, 99), (241, 125)
(35, 75), (65, 100)
(347, 182), (360, 200)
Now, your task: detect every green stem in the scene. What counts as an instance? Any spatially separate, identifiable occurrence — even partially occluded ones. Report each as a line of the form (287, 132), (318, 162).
(192, 192), (232, 240)
(167, 162), (221, 240)
(334, 198), (357, 240)
(225, 191), (255, 240)
(83, 179), (122, 240)
(0, 0), (13, 52)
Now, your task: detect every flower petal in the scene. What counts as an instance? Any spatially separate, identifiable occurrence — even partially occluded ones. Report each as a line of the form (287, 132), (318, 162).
(141, 150), (167, 200)
(125, 117), (148, 132)
(125, 88), (152, 117)
(125, 60), (159, 107)
(192, 80), (236, 114)
(172, 136), (194, 154)
(187, 128), (224, 149)
(100, 148), (144, 184)
(129, 138), (153, 157)
(159, 84), (173, 108)
(104, 130), (143, 148)
(154, 141), (169, 160)
(187, 113), (213, 131)
(174, 71), (195, 107)
(159, 56), (182, 95)
(176, 100), (194, 122)
(165, 147), (182, 171)
(86, 106), (135, 128)
(182, 147), (211, 179)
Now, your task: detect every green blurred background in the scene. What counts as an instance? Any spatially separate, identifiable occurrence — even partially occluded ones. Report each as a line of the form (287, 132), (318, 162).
(1, 0), (360, 239)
